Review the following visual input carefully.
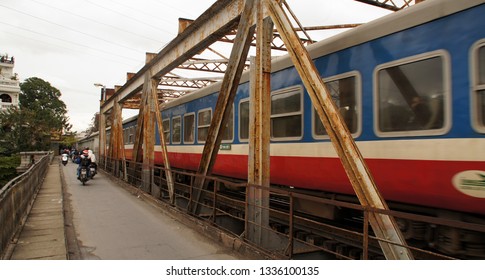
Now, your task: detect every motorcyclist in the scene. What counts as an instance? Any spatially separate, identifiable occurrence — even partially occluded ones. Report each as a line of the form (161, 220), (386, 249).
(86, 148), (97, 176)
(76, 150), (91, 179)
(61, 150), (69, 166)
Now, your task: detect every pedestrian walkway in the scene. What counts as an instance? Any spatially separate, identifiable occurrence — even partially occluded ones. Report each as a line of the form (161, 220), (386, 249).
(10, 163), (67, 260)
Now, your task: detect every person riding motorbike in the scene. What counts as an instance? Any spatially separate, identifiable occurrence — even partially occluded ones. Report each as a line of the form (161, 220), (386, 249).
(86, 148), (97, 178)
(85, 148), (96, 166)
(76, 150), (91, 179)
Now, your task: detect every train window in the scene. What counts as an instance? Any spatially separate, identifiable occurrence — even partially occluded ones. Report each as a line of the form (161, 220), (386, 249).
(183, 113), (195, 144)
(123, 128), (127, 144)
(162, 119), (170, 143)
(313, 73), (360, 138)
(222, 105), (234, 142)
(375, 51), (450, 136)
(472, 41), (485, 133)
(172, 116), (181, 144)
(271, 86), (303, 140)
(239, 99), (249, 141)
(197, 108), (212, 143)
(128, 126), (134, 144)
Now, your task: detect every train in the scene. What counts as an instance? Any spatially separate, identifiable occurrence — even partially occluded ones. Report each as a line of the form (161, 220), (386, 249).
(86, 0), (485, 258)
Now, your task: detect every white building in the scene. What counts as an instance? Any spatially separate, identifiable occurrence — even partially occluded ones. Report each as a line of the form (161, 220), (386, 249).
(0, 54), (20, 112)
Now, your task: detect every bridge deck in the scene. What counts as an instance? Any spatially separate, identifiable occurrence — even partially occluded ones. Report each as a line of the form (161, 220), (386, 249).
(9, 158), (240, 260)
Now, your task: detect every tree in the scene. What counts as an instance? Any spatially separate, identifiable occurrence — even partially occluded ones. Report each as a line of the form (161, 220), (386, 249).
(19, 77), (71, 132)
(86, 112), (99, 136)
(0, 77), (72, 154)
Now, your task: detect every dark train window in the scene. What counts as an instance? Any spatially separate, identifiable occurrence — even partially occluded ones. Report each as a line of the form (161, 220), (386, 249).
(313, 74), (359, 137)
(239, 99), (249, 141)
(162, 119), (170, 143)
(376, 52), (449, 136)
(474, 43), (485, 132)
(222, 105), (234, 142)
(271, 86), (303, 139)
(198, 108), (212, 143)
(184, 113), (195, 143)
(128, 126), (135, 144)
(172, 116), (181, 144)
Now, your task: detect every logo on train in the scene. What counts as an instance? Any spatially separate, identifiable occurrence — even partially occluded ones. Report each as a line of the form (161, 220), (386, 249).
(452, 170), (485, 198)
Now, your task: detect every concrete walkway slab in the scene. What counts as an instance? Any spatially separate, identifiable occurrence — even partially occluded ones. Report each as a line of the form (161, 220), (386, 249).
(10, 163), (67, 260)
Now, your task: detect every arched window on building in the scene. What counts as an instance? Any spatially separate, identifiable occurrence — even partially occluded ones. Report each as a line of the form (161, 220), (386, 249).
(1, 94), (12, 103)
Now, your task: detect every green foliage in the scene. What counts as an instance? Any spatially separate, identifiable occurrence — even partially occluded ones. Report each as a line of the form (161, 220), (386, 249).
(19, 77), (71, 132)
(0, 155), (20, 187)
(87, 112), (99, 136)
(0, 77), (72, 154)
(61, 133), (77, 147)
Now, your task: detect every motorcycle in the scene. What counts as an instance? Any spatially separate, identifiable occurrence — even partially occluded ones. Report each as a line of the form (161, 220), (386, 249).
(61, 153), (68, 166)
(79, 166), (89, 185)
(89, 163), (97, 179)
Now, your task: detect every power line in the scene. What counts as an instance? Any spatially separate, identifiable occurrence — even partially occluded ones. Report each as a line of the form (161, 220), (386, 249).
(103, 0), (177, 27)
(0, 20), (139, 64)
(144, 0), (201, 19)
(0, 3), (146, 54)
(85, 0), (176, 37)
(27, 0), (164, 45)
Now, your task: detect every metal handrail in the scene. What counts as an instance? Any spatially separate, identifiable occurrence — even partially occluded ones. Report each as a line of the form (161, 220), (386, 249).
(0, 152), (51, 259)
(99, 156), (485, 260)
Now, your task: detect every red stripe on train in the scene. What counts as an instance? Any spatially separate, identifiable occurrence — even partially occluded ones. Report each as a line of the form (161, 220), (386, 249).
(125, 149), (485, 215)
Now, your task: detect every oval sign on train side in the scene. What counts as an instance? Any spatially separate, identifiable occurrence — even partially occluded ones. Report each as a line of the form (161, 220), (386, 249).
(452, 170), (485, 198)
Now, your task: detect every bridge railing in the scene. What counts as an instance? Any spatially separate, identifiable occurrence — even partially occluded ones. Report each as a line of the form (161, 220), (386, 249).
(0, 152), (52, 259)
(99, 156), (485, 260)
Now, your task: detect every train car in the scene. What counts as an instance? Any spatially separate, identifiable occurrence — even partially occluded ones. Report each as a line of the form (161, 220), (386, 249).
(114, 0), (485, 257)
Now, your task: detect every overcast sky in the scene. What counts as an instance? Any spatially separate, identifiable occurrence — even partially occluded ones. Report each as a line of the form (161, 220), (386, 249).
(0, 0), (392, 132)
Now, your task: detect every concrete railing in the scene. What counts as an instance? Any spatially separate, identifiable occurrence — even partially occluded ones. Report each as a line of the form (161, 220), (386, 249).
(0, 151), (52, 259)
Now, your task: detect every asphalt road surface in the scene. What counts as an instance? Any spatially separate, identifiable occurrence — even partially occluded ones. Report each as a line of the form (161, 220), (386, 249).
(61, 161), (238, 260)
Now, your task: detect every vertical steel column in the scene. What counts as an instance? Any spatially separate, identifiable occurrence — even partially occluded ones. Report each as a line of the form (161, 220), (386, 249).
(131, 92), (146, 165)
(99, 111), (107, 168)
(247, 1), (272, 246)
(150, 76), (175, 203)
(142, 73), (155, 193)
(190, 0), (257, 214)
(264, 0), (412, 260)
(106, 96), (125, 177)
(112, 97), (127, 180)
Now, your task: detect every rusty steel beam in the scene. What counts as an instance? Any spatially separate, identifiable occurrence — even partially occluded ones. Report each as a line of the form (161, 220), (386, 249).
(105, 96), (125, 177)
(99, 110), (107, 167)
(100, 0), (245, 116)
(218, 30), (314, 51)
(159, 76), (222, 89)
(150, 76), (175, 203)
(190, 0), (257, 214)
(177, 58), (250, 73)
(131, 89), (147, 165)
(246, 2), (273, 246)
(354, 0), (415, 11)
(264, 0), (413, 260)
(142, 72), (156, 193)
(291, 24), (362, 31)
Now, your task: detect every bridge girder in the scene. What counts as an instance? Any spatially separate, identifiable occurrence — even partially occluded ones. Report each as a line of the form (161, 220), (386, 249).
(99, 0), (421, 259)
